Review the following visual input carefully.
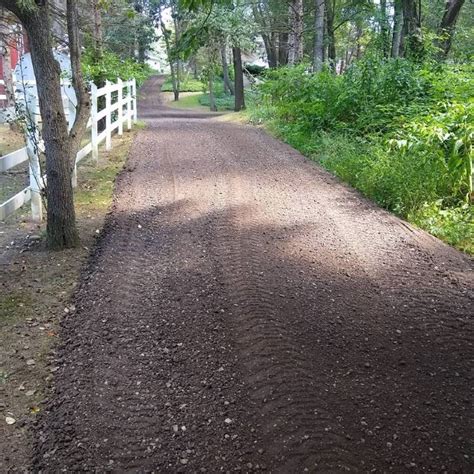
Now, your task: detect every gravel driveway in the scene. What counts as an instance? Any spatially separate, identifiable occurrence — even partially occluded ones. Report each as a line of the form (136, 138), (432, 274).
(35, 76), (473, 472)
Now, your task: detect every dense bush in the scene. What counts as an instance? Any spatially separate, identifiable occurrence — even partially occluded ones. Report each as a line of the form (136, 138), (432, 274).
(249, 59), (473, 253)
(82, 49), (152, 86)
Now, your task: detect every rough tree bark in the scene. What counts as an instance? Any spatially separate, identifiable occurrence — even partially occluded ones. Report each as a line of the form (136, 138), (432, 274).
(313, 0), (325, 72)
(91, 0), (103, 59)
(232, 46), (245, 112)
(325, 0), (336, 71)
(401, 0), (423, 59)
(436, 0), (465, 58)
(379, 0), (389, 57)
(391, 0), (403, 58)
(0, 0), (90, 249)
(287, 0), (304, 65)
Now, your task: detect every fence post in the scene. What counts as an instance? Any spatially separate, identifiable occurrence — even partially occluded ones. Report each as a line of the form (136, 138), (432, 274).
(127, 80), (132, 130)
(67, 88), (78, 187)
(105, 80), (112, 151)
(91, 82), (99, 162)
(117, 78), (123, 136)
(132, 78), (138, 124)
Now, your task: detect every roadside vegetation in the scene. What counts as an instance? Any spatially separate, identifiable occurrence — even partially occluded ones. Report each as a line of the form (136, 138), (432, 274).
(155, 0), (472, 254)
(247, 59), (473, 254)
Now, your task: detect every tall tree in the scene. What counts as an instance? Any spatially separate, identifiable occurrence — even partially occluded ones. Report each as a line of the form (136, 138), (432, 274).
(251, 0), (288, 67)
(287, 0), (304, 64)
(91, 0), (104, 59)
(0, 0), (90, 249)
(401, 0), (423, 59)
(379, 0), (389, 57)
(232, 46), (245, 111)
(313, 0), (325, 71)
(391, 0), (403, 57)
(436, 0), (465, 58)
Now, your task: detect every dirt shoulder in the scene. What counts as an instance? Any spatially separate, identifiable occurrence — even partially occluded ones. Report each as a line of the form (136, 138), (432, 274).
(0, 128), (137, 472)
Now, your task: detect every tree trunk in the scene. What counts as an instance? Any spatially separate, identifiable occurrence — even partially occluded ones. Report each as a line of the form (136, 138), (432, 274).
(436, 0), (465, 58)
(326, 0), (336, 71)
(191, 56), (199, 79)
(92, 0), (103, 59)
(1, 0), (89, 250)
(160, 20), (179, 101)
(380, 0), (389, 57)
(173, 17), (181, 98)
(401, 0), (423, 59)
(138, 42), (146, 63)
(23, 8), (79, 248)
(221, 44), (234, 95)
(287, 0), (304, 65)
(313, 0), (325, 72)
(391, 0), (403, 57)
(208, 77), (216, 111)
(232, 47), (245, 112)
(278, 32), (289, 66)
(262, 34), (278, 68)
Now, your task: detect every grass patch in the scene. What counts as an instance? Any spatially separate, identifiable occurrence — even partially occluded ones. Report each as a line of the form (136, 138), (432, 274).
(0, 291), (32, 324)
(199, 93), (235, 111)
(166, 92), (209, 111)
(161, 77), (204, 92)
(75, 128), (137, 214)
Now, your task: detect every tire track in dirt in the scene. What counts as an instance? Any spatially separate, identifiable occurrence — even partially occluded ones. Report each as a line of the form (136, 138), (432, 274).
(34, 76), (473, 472)
(206, 130), (370, 472)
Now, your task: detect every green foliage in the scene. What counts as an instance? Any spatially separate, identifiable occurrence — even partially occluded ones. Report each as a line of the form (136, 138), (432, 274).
(16, 0), (37, 12)
(410, 202), (474, 254)
(250, 58), (474, 253)
(199, 93), (234, 110)
(245, 64), (267, 76)
(82, 49), (152, 85)
(161, 77), (204, 92)
(100, 0), (157, 62)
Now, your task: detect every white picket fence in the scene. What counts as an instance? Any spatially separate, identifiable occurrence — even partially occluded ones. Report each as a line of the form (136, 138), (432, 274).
(0, 78), (137, 221)
(0, 79), (6, 101)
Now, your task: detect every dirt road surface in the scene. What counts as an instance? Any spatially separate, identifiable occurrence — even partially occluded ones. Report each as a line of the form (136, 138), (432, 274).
(34, 76), (473, 472)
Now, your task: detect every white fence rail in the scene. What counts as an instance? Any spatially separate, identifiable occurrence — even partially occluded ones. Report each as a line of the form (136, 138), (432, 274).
(0, 78), (138, 221)
(0, 79), (6, 101)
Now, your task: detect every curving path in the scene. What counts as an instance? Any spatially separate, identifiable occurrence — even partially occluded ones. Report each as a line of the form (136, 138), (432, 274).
(35, 76), (473, 472)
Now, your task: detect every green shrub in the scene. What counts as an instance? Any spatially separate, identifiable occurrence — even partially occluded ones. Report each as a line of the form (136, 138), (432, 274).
(410, 202), (473, 254)
(82, 49), (152, 85)
(250, 59), (474, 254)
